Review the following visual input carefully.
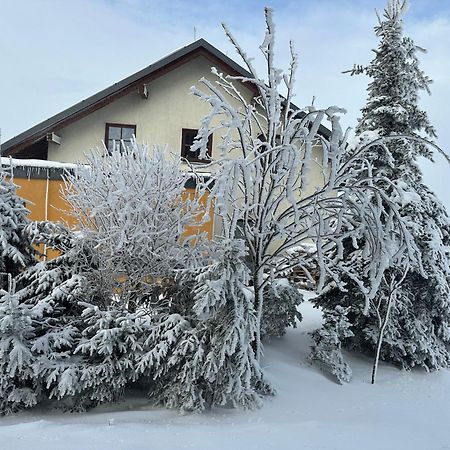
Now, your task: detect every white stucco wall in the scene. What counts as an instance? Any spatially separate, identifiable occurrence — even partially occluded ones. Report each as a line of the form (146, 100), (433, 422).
(47, 53), (328, 239)
(48, 55), (255, 163)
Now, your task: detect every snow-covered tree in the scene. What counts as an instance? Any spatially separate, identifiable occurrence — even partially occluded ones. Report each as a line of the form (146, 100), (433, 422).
(0, 221), (150, 412)
(310, 305), (353, 384)
(63, 142), (208, 311)
(261, 279), (303, 340)
(0, 275), (39, 414)
(0, 168), (34, 288)
(44, 302), (150, 411)
(191, 7), (422, 361)
(0, 221), (87, 413)
(315, 0), (450, 381)
(145, 239), (270, 411)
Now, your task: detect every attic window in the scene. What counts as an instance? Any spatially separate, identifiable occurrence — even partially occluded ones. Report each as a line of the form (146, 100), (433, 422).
(105, 123), (136, 154)
(181, 128), (212, 162)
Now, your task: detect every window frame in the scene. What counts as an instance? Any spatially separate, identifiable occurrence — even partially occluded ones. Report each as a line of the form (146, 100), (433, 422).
(181, 128), (212, 163)
(105, 123), (137, 154)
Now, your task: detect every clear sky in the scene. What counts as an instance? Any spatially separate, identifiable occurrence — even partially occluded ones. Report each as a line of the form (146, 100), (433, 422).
(1, 0), (449, 209)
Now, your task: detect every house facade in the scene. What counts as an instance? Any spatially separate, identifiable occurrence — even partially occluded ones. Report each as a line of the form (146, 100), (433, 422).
(1, 39), (330, 240)
(2, 39), (260, 164)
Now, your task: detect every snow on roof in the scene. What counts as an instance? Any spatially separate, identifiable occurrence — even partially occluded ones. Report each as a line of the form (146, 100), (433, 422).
(1, 157), (77, 171)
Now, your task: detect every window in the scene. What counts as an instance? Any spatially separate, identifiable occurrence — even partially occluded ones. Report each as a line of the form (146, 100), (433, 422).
(105, 123), (136, 154)
(257, 133), (282, 145)
(181, 128), (212, 162)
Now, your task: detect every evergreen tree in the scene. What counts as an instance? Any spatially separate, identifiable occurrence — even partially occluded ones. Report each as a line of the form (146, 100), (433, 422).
(314, 0), (450, 379)
(261, 279), (303, 341)
(0, 221), (87, 413)
(0, 276), (39, 414)
(2, 220), (197, 413)
(0, 169), (34, 288)
(310, 306), (353, 384)
(145, 239), (271, 411)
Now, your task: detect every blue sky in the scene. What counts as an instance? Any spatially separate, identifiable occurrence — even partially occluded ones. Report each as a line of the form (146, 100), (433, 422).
(1, 0), (449, 208)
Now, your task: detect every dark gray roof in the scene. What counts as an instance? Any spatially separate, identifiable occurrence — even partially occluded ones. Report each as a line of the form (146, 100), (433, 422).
(2, 38), (330, 156)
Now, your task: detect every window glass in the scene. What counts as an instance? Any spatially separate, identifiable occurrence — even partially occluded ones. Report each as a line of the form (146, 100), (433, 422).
(108, 126), (122, 140)
(121, 127), (134, 140)
(181, 128), (212, 162)
(105, 124), (136, 154)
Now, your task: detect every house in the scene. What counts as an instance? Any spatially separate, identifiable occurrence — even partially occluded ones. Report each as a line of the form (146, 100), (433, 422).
(1, 39), (330, 238)
(2, 39), (259, 163)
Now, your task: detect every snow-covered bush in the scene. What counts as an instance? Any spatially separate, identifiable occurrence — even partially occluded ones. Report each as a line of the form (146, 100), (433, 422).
(0, 169), (34, 288)
(63, 142), (208, 310)
(309, 305), (353, 384)
(315, 0), (450, 381)
(145, 239), (271, 411)
(0, 277), (39, 414)
(261, 279), (303, 340)
(0, 219), (188, 412)
(0, 220), (89, 414)
(0, 222), (87, 412)
(44, 303), (150, 411)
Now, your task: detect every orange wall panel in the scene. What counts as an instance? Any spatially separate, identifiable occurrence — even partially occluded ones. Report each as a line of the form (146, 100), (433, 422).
(181, 188), (214, 239)
(11, 178), (213, 260)
(14, 177), (74, 227)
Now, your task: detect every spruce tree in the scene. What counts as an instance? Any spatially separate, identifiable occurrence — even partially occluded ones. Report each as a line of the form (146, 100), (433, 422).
(0, 221), (87, 413)
(0, 276), (39, 414)
(146, 239), (271, 411)
(0, 169), (34, 288)
(314, 0), (450, 378)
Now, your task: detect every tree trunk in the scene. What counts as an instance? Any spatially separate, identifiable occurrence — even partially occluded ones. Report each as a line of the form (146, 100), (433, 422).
(253, 267), (264, 363)
(371, 291), (394, 384)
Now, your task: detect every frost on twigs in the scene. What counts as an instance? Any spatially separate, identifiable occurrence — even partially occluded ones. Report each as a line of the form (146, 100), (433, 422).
(63, 141), (209, 311)
(191, 6), (421, 363)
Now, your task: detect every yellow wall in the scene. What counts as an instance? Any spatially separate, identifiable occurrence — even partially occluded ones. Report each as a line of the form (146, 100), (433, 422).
(13, 176), (72, 259)
(182, 188), (214, 240)
(12, 176), (213, 259)
(14, 177), (74, 226)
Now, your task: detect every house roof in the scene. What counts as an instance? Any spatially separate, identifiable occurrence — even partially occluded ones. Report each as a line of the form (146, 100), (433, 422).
(1, 38), (331, 157)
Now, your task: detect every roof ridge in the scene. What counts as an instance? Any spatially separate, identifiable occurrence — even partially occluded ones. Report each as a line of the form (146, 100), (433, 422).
(2, 39), (252, 156)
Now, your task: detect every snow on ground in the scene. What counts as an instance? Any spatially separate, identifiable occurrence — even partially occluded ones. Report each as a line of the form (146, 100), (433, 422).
(1, 294), (449, 450)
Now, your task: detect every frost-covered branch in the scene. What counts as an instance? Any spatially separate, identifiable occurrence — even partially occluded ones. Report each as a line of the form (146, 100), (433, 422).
(63, 142), (209, 309)
(190, 7), (421, 361)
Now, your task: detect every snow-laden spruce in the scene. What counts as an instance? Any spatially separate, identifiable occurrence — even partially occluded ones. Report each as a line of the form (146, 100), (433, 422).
(0, 218), (188, 413)
(314, 0), (450, 382)
(191, 7), (422, 363)
(147, 239), (271, 411)
(0, 276), (38, 414)
(261, 279), (303, 341)
(0, 222), (84, 413)
(309, 305), (353, 384)
(0, 168), (33, 288)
